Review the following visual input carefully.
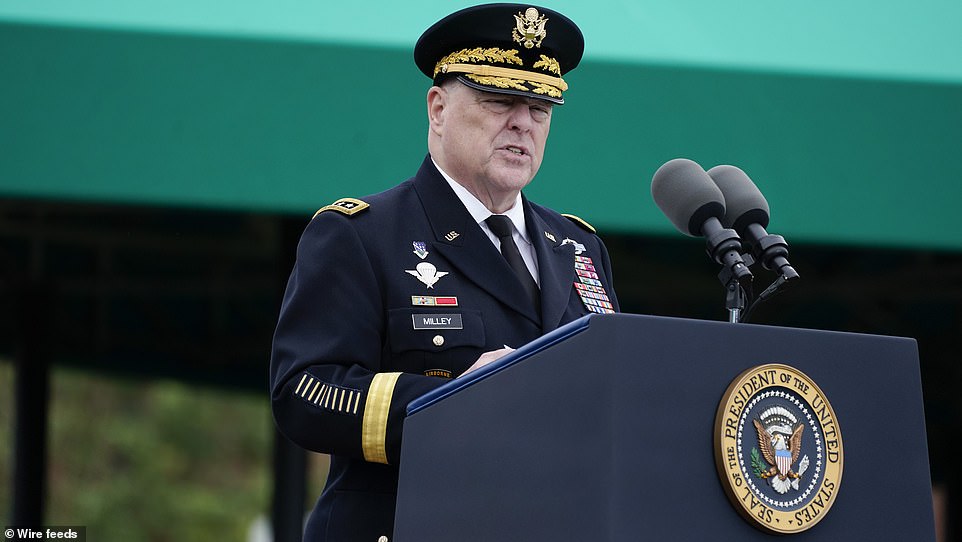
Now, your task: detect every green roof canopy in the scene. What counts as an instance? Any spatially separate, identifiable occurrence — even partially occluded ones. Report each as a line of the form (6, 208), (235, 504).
(3, 0), (961, 249)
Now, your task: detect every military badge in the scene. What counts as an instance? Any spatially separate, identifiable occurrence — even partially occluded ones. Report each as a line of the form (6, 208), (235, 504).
(561, 237), (586, 254)
(405, 262), (449, 289)
(412, 241), (429, 259)
(714, 364), (843, 534)
(313, 197), (369, 218)
(512, 7), (548, 49)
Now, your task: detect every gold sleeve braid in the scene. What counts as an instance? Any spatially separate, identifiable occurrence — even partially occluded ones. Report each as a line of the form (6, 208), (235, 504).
(361, 372), (402, 464)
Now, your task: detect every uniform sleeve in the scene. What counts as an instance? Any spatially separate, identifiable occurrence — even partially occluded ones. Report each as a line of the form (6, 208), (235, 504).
(270, 213), (443, 465)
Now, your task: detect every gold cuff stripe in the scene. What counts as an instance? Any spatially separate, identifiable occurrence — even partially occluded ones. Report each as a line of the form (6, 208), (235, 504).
(441, 63), (568, 92)
(361, 372), (402, 465)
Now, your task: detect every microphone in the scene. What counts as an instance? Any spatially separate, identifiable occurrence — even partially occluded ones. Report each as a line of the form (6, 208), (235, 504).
(651, 158), (752, 285)
(706, 165), (799, 280)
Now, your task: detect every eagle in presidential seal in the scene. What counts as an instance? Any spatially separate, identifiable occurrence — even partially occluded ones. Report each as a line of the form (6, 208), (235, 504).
(751, 407), (811, 494)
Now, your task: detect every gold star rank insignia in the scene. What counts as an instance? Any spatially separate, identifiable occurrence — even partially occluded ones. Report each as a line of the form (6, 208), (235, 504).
(313, 198), (370, 219)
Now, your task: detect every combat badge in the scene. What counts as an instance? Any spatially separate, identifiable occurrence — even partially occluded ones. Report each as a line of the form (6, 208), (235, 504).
(561, 237), (585, 254)
(714, 364), (843, 534)
(405, 262), (449, 289)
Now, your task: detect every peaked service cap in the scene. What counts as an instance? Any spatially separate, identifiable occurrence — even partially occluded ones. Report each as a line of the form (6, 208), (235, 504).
(414, 3), (585, 104)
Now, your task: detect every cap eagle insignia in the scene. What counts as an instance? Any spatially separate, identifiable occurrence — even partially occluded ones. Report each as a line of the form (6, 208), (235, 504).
(513, 7), (548, 49)
(752, 408), (811, 494)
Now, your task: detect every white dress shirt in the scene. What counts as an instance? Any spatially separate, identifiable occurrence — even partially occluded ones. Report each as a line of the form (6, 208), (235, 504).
(432, 159), (540, 286)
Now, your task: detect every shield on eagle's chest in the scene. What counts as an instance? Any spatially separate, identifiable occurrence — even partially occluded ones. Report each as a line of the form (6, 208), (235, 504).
(775, 449), (792, 476)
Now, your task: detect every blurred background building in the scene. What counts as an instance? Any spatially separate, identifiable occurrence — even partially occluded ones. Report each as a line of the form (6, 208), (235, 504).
(2, 0), (960, 540)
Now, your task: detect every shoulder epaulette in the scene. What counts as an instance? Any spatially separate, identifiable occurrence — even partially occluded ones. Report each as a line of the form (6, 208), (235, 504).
(561, 213), (596, 233)
(313, 198), (370, 219)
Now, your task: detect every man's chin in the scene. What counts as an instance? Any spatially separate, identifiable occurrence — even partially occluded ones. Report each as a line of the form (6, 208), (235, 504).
(489, 174), (534, 194)
(488, 163), (537, 189)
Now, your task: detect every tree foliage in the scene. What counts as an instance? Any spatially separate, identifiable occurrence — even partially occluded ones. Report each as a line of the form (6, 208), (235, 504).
(1, 361), (273, 541)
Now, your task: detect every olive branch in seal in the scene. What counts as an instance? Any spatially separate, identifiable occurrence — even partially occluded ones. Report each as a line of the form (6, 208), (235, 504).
(751, 447), (767, 478)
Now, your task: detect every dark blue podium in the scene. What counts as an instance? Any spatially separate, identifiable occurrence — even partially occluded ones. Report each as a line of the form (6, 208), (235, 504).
(394, 313), (935, 541)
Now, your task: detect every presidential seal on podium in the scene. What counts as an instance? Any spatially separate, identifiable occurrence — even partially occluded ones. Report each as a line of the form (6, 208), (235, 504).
(714, 363), (844, 534)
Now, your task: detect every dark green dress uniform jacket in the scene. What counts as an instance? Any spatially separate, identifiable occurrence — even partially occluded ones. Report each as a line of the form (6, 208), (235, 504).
(270, 156), (619, 541)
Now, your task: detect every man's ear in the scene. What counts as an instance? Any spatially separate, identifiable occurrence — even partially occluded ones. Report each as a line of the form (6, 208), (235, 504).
(427, 86), (446, 135)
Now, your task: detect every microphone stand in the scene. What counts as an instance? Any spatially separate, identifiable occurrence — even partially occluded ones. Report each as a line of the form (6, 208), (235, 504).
(719, 262), (750, 323)
(702, 223), (753, 323)
(714, 254), (804, 323)
(737, 230), (800, 323)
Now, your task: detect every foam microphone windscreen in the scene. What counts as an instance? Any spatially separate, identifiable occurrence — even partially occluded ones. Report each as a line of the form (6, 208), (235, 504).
(706, 165), (770, 234)
(651, 158), (726, 236)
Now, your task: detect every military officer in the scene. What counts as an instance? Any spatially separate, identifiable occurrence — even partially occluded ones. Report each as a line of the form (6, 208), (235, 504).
(270, 4), (620, 541)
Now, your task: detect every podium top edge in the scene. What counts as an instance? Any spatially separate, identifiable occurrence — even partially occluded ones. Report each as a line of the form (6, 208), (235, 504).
(404, 312), (918, 416)
(405, 314), (595, 416)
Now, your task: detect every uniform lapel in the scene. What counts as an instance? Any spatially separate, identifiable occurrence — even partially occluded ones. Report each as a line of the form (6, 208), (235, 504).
(525, 200), (577, 332)
(413, 157), (541, 325)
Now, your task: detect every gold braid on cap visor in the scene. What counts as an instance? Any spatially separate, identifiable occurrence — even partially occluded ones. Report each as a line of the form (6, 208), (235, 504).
(432, 48), (568, 98)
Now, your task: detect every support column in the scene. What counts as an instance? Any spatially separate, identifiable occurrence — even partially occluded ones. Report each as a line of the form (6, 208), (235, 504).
(12, 280), (50, 526)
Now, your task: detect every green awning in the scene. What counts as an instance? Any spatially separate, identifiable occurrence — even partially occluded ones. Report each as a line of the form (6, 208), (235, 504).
(2, 1), (961, 250)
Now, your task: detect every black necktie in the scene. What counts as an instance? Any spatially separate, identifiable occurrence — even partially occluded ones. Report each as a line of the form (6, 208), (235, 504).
(485, 214), (540, 310)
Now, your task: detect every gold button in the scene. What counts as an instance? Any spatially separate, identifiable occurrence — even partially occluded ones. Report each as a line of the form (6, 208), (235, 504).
(432, 335), (444, 347)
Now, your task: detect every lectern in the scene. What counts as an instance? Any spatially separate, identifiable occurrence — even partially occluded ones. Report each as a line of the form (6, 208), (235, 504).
(394, 313), (935, 540)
